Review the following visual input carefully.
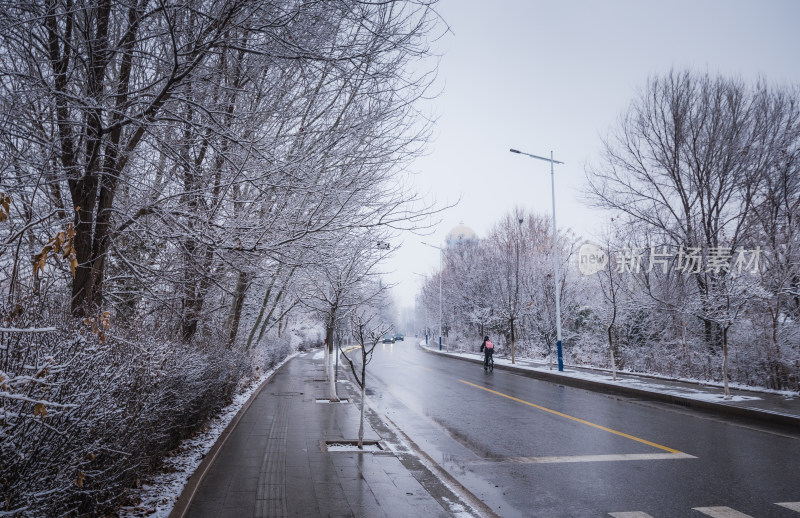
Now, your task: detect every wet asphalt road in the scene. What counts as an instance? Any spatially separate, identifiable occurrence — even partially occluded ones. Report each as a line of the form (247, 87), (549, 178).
(361, 340), (800, 518)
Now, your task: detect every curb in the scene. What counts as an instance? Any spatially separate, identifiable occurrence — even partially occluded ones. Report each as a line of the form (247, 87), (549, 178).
(355, 372), (497, 518)
(168, 358), (289, 518)
(419, 344), (800, 429)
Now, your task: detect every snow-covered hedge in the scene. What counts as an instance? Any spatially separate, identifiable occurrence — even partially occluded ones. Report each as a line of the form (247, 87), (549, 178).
(0, 323), (252, 516)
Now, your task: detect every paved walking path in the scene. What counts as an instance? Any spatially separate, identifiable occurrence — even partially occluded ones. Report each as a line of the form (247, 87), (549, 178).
(174, 351), (481, 518)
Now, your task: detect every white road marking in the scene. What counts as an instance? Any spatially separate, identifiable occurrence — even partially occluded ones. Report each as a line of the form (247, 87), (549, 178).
(692, 507), (753, 518)
(509, 452), (696, 464)
(611, 504), (799, 518)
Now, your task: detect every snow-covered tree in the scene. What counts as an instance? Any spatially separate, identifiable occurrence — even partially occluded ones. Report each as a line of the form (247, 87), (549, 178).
(342, 310), (391, 449)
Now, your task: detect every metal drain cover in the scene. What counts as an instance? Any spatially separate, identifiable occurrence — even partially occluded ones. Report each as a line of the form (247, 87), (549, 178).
(322, 440), (385, 452)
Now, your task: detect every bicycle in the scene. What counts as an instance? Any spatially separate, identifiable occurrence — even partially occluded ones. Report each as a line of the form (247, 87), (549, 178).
(484, 353), (494, 372)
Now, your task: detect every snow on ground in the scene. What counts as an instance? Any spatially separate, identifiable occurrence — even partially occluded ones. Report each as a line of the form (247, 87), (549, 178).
(325, 442), (383, 452)
(362, 395), (483, 518)
(118, 353), (297, 518)
(421, 341), (799, 400)
(441, 496), (479, 518)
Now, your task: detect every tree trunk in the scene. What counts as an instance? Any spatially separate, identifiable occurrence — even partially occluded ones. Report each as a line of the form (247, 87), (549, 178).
(510, 317), (516, 364)
(254, 270), (296, 346)
(226, 270), (251, 347)
(246, 266), (285, 349)
(70, 184), (99, 316)
(358, 383), (366, 449)
(722, 326), (731, 398)
(608, 299), (618, 381)
(326, 324), (338, 401)
(358, 355), (367, 449)
(181, 245), (215, 342)
(608, 325), (617, 382)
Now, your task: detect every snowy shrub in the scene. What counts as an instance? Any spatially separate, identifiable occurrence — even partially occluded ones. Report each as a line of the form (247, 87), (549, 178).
(288, 322), (324, 353)
(0, 321), (250, 516)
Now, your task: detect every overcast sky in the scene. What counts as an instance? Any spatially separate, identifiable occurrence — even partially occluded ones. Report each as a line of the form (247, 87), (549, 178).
(385, 0), (800, 311)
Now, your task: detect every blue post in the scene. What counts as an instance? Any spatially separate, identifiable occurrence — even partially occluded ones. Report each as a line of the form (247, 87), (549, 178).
(439, 336), (442, 350)
(425, 333), (428, 345)
(557, 340), (564, 371)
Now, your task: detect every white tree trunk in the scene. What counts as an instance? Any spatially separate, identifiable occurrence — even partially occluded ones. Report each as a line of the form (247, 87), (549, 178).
(358, 383), (366, 449)
(328, 348), (339, 401)
(324, 345), (329, 378)
(610, 346), (617, 382)
(608, 325), (617, 382)
(723, 328), (731, 399)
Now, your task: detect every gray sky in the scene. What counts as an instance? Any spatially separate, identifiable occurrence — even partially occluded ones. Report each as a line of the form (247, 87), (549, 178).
(386, 0), (800, 310)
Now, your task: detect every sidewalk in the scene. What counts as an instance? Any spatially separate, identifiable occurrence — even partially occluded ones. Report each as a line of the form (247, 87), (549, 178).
(420, 342), (800, 429)
(170, 351), (483, 518)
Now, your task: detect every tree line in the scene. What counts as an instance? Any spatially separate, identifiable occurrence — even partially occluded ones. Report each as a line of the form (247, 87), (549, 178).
(418, 70), (799, 394)
(0, 0), (441, 514)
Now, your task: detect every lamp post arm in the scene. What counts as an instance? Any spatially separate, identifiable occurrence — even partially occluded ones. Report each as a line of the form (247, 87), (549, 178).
(510, 148), (564, 164)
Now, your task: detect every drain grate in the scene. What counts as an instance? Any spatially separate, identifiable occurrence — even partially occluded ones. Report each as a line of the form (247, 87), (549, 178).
(322, 439), (385, 452)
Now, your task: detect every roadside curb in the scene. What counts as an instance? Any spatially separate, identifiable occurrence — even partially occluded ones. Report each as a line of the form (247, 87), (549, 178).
(418, 344), (800, 429)
(168, 357), (290, 518)
(355, 374), (496, 518)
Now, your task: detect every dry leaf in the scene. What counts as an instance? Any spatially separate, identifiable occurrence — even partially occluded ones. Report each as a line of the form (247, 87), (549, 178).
(33, 403), (47, 417)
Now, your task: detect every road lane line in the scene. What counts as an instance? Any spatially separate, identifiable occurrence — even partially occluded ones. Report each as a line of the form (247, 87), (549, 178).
(459, 379), (684, 454)
(776, 502), (800, 512)
(510, 453), (695, 464)
(692, 507), (753, 517)
(609, 513), (655, 518)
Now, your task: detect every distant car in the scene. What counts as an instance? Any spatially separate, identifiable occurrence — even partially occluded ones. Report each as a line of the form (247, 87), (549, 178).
(382, 335), (395, 344)
(394, 333), (404, 341)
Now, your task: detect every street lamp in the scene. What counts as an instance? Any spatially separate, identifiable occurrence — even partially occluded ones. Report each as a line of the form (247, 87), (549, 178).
(413, 272), (429, 344)
(421, 241), (444, 351)
(510, 148), (565, 371)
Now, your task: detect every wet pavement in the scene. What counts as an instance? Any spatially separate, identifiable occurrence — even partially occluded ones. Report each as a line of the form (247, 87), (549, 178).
(173, 351), (483, 518)
(172, 341), (799, 518)
(421, 343), (800, 428)
(368, 341), (800, 517)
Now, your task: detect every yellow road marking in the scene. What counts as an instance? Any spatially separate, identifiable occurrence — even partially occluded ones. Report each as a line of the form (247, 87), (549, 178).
(459, 379), (682, 453)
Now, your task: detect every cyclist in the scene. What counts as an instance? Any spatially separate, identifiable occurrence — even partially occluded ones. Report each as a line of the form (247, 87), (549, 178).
(480, 335), (494, 370)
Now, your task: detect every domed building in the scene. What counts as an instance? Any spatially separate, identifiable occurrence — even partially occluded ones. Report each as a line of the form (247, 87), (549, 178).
(445, 222), (477, 248)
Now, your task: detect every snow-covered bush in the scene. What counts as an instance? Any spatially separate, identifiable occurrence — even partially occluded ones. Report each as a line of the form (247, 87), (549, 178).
(0, 321), (250, 516)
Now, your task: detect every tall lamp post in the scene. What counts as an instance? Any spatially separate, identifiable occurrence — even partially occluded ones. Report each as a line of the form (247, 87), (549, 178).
(510, 148), (565, 371)
(413, 272), (429, 344)
(421, 241), (444, 350)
